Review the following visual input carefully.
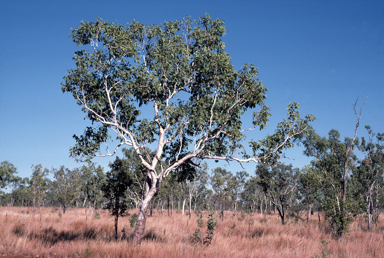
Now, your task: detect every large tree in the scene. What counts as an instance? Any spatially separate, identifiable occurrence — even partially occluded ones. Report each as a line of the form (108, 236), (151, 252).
(62, 15), (314, 244)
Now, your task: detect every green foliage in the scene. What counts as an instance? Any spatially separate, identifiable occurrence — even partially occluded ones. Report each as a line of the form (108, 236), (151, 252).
(352, 126), (384, 228)
(257, 163), (299, 224)
(80, 163), (105, 209)
(203, 210), (217, 246)
(303, 129), (357, 238)
(129, 214), (138, 228)
(190, 210), (217, 245)
(210, 167), (233, 219)
(51, 166), (81, 213)
(85, 242), (93, 258)
(102, 157), (132, 218)
(62, 14), (313, 179)
(190, 210), (204, 244)
(30, 164), (49, 210)
(0, 161), (21, 194)
(63, 14), (314, 244)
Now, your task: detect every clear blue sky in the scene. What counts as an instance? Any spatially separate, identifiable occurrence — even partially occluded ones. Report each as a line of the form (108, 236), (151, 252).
(1, 0), (383, 179)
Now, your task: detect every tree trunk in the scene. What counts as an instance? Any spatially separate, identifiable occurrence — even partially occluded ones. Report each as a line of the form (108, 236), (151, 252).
(307, 204), (313, 222)
(367, 194), (372, 231)
(115, 214), (118, 240)
(221, 199), (224, 221)
(171, 193), (174, 216)
(132, 186), (158, 245)
(33, 191), (36, 216)
(182, 199), (186, 215)
(168, 195), (170, 216)
(189, 193), (192, 219)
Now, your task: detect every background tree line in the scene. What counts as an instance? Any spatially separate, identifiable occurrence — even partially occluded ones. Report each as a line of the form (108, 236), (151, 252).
(1, 123), (383, 239)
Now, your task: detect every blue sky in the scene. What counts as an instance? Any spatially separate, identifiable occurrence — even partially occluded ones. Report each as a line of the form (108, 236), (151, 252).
(1, 0), (383, 179)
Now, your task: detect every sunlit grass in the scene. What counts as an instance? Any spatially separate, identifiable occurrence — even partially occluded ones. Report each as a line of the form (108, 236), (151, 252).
(0, 207), (383, 257)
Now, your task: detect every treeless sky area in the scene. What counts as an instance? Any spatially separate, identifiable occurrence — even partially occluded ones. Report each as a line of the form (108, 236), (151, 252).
(1, 0), (383, 179)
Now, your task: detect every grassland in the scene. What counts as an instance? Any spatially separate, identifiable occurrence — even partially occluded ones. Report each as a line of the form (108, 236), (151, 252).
(0, 207), (383, 257)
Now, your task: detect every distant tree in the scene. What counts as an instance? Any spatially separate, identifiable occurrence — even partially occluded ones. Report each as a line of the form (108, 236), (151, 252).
(121, 148), (147, 210)
(62, 15), (314, 244)
(102, 157), (133, 240)
(298, 165), (322, 222)
(241, 176), (263, 217)
(191, 162), (209, 212)
(80, 163), (105, 214)
(30, 164), (49, 215)
(51, 166), (82, 214)
(210, 167), (233, 220)
(230, 170), (249, 217)
(257, 163), (299, 224)
(0, 161), (20, 195)
(8, 177), (31, 207)
(353, 126), (384, 230)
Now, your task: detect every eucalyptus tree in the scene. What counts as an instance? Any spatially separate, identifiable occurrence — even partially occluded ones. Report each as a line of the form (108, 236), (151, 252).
(230, 170), (249, 217)
(51, 166), (82, 214)
(62, 15), (314, 244)
(241, 176), (263, 217)
(302, 100), (365, 239)
(353, 126), (384, 230)
(7, 177), (31, 207)
(0, 161), (20, 195)
(257, 163), (299, 224)
(30, 164), (49, 215)
(304, 130), (357, 238)
(298, 165), (322, 222)
(80, 163), (105, 214)
(191, 162), (209, 212)
(210, 167), (233, 220)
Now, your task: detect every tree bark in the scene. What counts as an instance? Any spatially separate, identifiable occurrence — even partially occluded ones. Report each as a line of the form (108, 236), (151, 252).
(182, 199), (186, 215)
(307, 203), (313, 222)
(114, 214), (118, 240)
(189, 193), (192, 219)
(132, 181), (158, 245)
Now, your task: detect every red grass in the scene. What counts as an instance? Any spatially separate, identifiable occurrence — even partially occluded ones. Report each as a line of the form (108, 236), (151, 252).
(0, 207), (383, 257)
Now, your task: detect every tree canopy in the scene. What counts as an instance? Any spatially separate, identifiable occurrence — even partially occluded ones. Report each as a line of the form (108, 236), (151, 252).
(62, 14), (314, 244)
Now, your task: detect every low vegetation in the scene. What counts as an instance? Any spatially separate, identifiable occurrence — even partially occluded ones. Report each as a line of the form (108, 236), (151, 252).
(1, 207), (383, 258)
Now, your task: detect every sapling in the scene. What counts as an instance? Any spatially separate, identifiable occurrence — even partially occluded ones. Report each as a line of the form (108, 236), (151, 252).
(190, 210), (204, 244)
(203, 211), (217, 246)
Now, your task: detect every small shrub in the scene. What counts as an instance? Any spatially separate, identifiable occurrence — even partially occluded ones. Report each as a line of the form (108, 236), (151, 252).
(95, 212), (100, 219)
(203, 211), (217, 246)
(85, 242), (93, 258)
(190, 210), (204, 244)
(12, 221), (26, 236)
(310, 240), (331, 258)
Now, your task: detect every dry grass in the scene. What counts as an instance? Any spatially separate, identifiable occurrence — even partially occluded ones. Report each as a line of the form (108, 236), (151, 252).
(0, 207), (383, 258)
